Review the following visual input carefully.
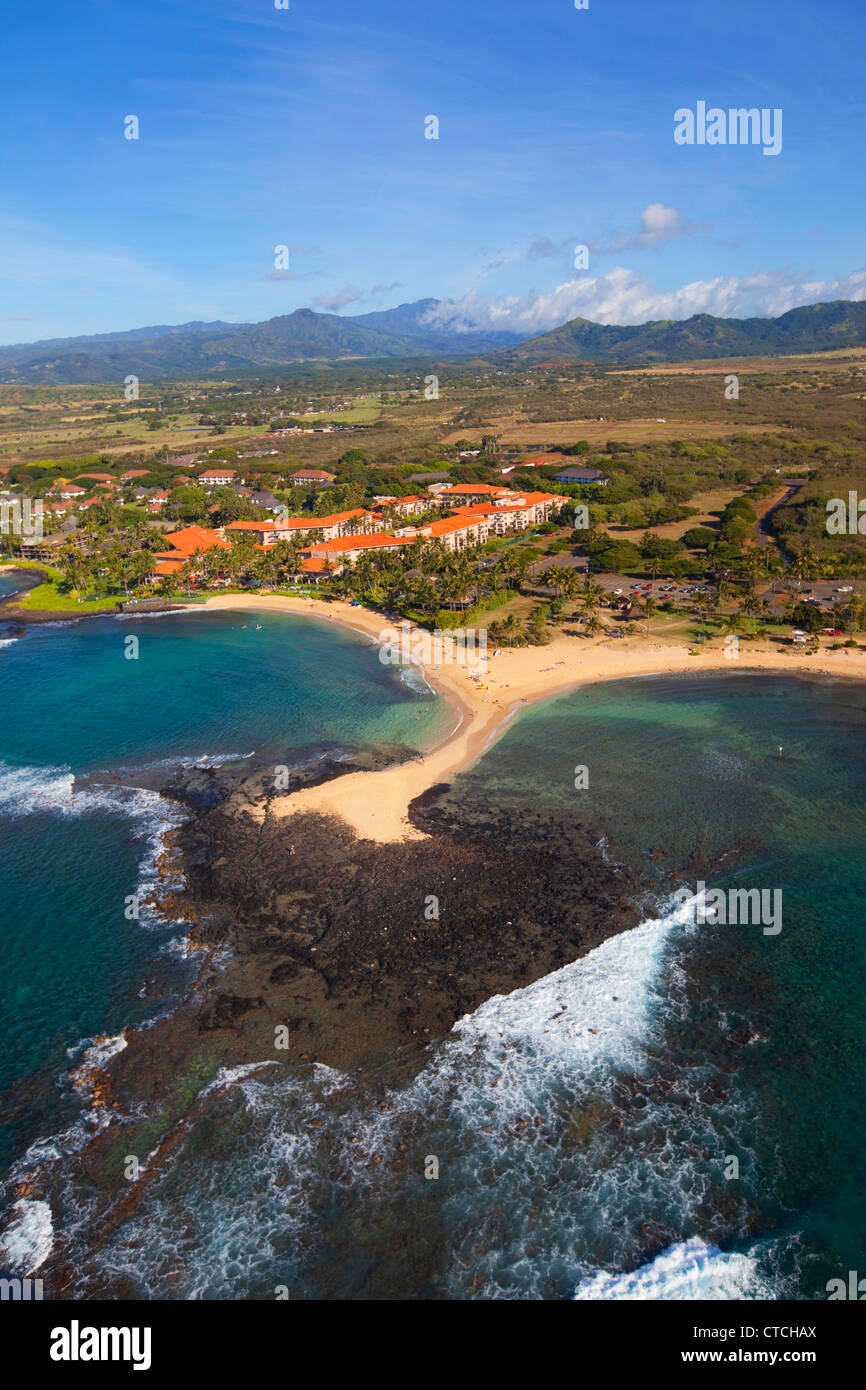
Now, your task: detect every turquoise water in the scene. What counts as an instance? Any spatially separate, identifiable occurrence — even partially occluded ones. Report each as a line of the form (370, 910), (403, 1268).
(0, 607), (448, 1160)
(2, 610), (865, 1299)
(449, 673), (866, 1297)
(0, 572), (24, 600)
(55, 669), (865, 1302)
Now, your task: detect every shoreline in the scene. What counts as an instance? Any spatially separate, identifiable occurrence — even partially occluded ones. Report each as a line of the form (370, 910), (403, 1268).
(6, 589), (865, 1288)
(199, 593), (866, 841)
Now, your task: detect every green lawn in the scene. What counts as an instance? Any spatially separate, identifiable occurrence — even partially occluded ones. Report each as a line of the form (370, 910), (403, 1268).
(0, 565), (125, 613)
(15, 581), (125, 613)
(299, 396), (383, 424)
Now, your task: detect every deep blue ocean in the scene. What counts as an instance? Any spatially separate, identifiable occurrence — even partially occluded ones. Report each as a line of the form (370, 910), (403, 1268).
(0, 604), (449, 1162)
(1, 596), (864, 1299)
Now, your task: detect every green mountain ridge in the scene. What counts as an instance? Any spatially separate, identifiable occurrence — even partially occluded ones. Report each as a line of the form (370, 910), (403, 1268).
(2, 298), (866, 384)
(492, 300), (866, 364)
(0, 302), (520, 385)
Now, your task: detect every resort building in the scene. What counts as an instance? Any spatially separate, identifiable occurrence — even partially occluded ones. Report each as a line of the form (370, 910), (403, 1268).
(50, 482), (87, 501)
(224, 508), (375, 547)
(420, 514), (492, 551)
(18, 532), (69, 564)
(302, 533), (415, 565)
(73, 472), (116, 487)
(369, 494), (429, 518)
(289, 469), (336, 487)
(436, 483), (513, 503)
(454, 490), (561, 535)
(555, 467), (609, 485)
(198, 467), (238, 487)
(151, 525), (230, 579)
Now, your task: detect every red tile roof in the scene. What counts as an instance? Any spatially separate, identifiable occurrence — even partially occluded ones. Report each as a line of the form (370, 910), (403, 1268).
(313, 533), (411, 554)
(425, 515), (487, 537)
(438, 483), (511, 498)
(158, 525), (229, 557)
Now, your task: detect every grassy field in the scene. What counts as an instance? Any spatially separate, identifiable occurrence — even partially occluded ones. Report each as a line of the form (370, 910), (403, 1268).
(14, 582), (125, 613)
(0, 562), (125, 612)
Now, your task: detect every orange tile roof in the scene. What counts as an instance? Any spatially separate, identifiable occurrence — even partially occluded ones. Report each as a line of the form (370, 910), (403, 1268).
(373, 494), (426, 509)
(314, 533), (411, 553)
(320, 508), (370, 524)
(457, 491), (559, 514)
(438, 483), (511, 497)
(161, 525), (230, 556)
(226, 509), (370, 534)
(425, 514), (488, 536)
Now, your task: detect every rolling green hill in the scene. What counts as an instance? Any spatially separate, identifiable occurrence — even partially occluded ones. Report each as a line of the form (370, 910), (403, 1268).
(3, 298), (866, 384)
(492, 300), (866, 365)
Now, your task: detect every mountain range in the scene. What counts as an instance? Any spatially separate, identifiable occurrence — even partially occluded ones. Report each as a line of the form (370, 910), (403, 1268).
(2, 298), (866, 384)
(493, 299), (866, 366)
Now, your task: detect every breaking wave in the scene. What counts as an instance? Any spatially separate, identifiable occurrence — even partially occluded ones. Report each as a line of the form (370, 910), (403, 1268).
(49, 889), (780, 1300)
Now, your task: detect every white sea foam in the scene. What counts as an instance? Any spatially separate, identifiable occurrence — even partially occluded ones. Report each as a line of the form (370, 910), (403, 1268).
(448, 898), (689, 1077)
(574, 1236), (764, 1300)
(34, 891), (767, 1299)
(396, 661), (435, 695)
(0, 1198), (54, 1274)
(0, 760), (182, 827)
(71, 1032), (128, 1071)
(0, 636), (19, 648)
(124, 750), (256, 772)
(200, 1061), (281, 1097)
(112, 608), (198, 621)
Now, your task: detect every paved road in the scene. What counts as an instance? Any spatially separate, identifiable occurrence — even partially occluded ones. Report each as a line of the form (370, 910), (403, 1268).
(756, 482), (803, 552)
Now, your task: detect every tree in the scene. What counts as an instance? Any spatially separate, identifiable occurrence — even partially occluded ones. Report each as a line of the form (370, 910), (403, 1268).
(721, 612), (747, 637)
(682, 527), (717, 550)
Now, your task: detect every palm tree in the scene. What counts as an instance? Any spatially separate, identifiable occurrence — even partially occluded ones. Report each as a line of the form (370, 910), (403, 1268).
(497, 613), (526, 646)
(764, 550), (784, 601)
(557, 567), (581, 605)
(721, 612), (747, 638)
(641, 596), (658, 632)
(793, 545), (819, 593)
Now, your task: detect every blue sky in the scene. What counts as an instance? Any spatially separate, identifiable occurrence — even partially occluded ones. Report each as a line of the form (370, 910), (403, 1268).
(2, 0), (865, 343)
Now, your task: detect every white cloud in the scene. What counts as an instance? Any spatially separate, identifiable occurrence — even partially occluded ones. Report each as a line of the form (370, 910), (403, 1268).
(311, 285), (365, 311)
(421, 265), (866, 336)
(614, 203), (710, 250)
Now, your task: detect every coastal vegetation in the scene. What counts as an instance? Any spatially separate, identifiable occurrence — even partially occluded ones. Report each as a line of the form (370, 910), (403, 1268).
(3, 343), (866, 652)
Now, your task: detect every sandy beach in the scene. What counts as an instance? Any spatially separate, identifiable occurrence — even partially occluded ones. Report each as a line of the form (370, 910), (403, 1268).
(202, 592), (866, 841)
